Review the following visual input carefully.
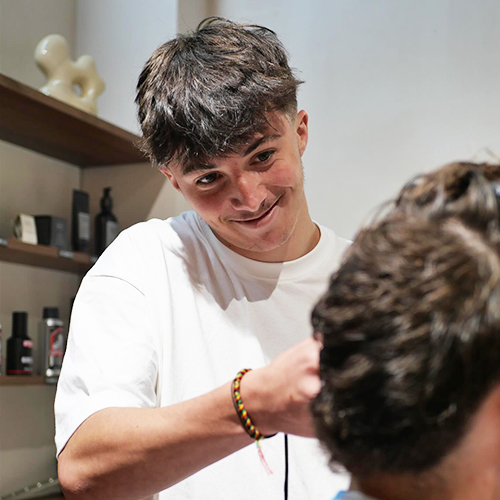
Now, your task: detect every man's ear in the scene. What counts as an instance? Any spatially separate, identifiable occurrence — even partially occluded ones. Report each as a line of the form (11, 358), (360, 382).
(295, 110), (309, 157)
(160, 167), (182, 193)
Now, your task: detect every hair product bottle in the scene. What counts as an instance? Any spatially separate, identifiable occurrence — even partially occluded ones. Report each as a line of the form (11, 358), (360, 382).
(71, 189), (90, 253)
(95, 187), (119, 256)
(39, 307), (65, 384)
(6, 312), (33, 376)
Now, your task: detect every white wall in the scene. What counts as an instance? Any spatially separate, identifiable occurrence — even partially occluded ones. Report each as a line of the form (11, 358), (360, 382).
(177, 0), (217, 34)
(76, 0), (178, 134)
(0, 0), (76, 87)
(215, 0), (500, 239)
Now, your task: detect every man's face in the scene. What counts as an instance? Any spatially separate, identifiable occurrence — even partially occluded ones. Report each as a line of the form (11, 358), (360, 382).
(162, 110), (310, 262)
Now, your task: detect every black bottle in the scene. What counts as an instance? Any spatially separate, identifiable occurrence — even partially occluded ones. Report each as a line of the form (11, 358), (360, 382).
(95, 187), (119, 256)
(72, 190), (90, 253)
(7, 312), (33, 375)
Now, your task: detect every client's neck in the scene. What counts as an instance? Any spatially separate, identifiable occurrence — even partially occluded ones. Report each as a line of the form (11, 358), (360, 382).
(358, 467), (500, 500)
(357, 395), (500, 500)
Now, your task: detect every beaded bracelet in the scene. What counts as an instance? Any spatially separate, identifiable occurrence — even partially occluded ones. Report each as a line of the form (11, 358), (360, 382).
(232, 368), (265, 440)
(231, 368), (275, 474)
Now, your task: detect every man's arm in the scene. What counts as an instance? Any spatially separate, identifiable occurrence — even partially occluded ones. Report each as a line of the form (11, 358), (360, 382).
(58, 337), (321, 500)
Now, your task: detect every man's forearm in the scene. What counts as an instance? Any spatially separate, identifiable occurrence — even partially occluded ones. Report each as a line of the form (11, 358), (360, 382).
(58, 338), (321, 500)
(58, 382), (252, 500)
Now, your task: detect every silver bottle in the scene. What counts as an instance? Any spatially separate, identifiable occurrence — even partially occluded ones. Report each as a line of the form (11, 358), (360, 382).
(39, 307), (65, 384)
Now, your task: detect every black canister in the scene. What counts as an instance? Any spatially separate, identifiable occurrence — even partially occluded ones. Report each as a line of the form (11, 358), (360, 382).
(7, 312), (33, 375)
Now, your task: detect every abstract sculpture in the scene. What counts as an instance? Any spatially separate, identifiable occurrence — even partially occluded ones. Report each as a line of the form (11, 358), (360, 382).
(35, 34), (105, 115)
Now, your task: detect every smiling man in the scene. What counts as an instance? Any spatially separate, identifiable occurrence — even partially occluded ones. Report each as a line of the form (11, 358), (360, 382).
(55, 18), (350, 500)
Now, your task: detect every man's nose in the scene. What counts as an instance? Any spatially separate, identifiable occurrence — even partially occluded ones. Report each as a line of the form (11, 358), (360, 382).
(230, 172), (267, 212)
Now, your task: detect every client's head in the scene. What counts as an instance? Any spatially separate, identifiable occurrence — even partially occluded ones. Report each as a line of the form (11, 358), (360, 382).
(311, 162), (500, 500)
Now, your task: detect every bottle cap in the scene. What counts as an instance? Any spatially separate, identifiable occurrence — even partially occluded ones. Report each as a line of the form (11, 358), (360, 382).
(100, 187), (113, 212)
(12, 312), (28, 338)
(43, 307), (60, 319)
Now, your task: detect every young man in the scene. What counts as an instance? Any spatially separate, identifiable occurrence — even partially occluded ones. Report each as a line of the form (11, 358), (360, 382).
(55, 18), (350, 500)
(311, 162), (500, 500)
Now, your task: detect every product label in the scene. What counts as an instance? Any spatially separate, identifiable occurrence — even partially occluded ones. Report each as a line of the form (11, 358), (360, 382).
(21, 356), (33, 365)
(7, 339), (33, 374)
(49, 326), (65, 369)
(78, 212), (90, 240)
(14, 214), (38, 245)
(105, 221), (119, 248)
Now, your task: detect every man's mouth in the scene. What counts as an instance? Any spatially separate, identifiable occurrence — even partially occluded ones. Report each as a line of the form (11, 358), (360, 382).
(231, 196), (282, 224)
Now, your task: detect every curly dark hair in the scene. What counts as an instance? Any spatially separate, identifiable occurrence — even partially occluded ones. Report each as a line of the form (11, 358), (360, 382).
(135, 17), (303, 169)
(311, 162), (500, 477)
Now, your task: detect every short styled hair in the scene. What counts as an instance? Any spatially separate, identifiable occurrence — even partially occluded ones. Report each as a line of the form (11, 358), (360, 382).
(311, 162), (500, 477)
(135, 17), (303, 169)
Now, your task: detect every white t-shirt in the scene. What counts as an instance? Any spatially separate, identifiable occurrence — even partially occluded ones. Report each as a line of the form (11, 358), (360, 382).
(55, 211), (351, 500)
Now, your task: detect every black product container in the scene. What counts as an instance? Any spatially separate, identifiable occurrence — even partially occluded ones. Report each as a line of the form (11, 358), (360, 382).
(35, 215), (69, 250)
(6, 312), (33, 375)
(95, 187), (119, 256)
(71, 190), (90, 253)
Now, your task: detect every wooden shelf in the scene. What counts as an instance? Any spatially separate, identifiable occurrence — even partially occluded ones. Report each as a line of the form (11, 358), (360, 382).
(0, 376), (46, 386)
(0, 73), (146, 166)
(0, 238), (94, 274)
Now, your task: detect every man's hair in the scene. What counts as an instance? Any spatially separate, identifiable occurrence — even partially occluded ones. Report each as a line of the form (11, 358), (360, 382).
(135, 17), (302, 169)
(311, 162), (500, 477)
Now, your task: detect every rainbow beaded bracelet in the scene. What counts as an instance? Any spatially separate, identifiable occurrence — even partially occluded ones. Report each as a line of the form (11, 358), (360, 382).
(232, 368), (276, 474)
(232, 368), (263, 440)
(232, 368), (276, 441)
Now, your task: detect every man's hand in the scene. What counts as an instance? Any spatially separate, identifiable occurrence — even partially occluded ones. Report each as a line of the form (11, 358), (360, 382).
(240, 337), (322, 437)
(58, 337), (323, 500)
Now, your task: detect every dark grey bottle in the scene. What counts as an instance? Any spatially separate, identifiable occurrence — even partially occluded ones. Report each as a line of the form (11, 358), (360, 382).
(95, 187), (119, 256)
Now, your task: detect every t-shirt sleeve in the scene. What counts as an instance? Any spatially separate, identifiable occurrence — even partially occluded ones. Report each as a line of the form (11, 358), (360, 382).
(54, 232), (160, 457)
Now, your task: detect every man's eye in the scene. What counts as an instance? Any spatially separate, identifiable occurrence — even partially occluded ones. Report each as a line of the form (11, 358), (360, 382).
(255, 150), (274, 163)
(196, 173), (220, 186)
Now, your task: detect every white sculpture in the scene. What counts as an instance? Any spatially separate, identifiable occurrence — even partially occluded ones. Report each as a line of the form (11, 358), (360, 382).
(35, 34), (105, 115)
